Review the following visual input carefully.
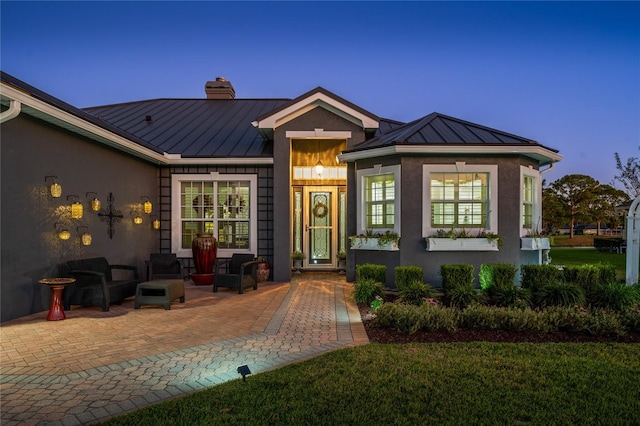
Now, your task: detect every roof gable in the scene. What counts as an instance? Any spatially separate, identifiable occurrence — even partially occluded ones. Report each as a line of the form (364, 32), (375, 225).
(252, 87), (380, 136)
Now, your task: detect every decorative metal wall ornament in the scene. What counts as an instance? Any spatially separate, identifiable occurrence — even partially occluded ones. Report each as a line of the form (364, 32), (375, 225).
(98, 193), (123, 239)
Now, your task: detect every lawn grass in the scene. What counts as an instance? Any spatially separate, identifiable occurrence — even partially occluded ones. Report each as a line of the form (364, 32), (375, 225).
(550, 247), (627, 280)
(99, 343), (640, 425)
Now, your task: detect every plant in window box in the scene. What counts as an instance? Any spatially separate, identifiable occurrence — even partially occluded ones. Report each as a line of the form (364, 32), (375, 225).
(521, 226), (550, 250)
(349, 230), (400, 251)
(425, 228), (502, 252)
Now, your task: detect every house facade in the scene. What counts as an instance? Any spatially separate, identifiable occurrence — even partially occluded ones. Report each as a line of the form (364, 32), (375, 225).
(1, 72), (561, 322)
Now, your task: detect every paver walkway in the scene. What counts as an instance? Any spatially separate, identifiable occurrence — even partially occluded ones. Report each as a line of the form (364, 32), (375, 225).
(0, 273), (368, 425)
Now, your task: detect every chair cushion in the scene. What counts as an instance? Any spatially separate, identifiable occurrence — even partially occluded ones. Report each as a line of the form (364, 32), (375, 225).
(67, 257), (112, 281)
(229, 254), (255, 274)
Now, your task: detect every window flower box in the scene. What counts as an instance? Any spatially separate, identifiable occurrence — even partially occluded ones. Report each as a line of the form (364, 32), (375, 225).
(349, 235), (400, 251)
(425, 237), (499, 252)
(520, 237), (550, 250)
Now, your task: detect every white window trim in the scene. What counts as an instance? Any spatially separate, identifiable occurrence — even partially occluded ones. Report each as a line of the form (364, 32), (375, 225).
(356, 164), (401, 235)
(520, 165), (542, 236)
(171, 172), (258, 258)
(422, 163), (498, 237)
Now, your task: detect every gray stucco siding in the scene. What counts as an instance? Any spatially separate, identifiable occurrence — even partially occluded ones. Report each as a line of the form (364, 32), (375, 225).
(1, 115), (159, 322)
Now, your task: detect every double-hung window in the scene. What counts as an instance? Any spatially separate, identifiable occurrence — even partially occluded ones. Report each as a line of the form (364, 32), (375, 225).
(423, 164), (498, 236)
(171, 173), (257, 257)
(356, 165), (400, 234)
(520, 166), (541, 235)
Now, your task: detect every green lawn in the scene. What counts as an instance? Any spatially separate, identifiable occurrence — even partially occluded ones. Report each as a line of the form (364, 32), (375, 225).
(550, 247), (627, 280)
(99, 343), (640, 425)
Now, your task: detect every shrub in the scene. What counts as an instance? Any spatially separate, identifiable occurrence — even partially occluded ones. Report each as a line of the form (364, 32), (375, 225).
(356, 263), (386, 284)
(487, 285), (531, 309)
(397, 280), (436, 306)
(445, 285), (485, 309)
(521, 264), (563, 293)
(395, 266), (424, 292)
(374, 303), (422, 334)
(620, 305), (640, 333)
(417, 303), (459, 332)
(535, 282), (585, 308)
(479, 263), (517, 291)
(541, 306), (590, 333)
(586, 309), (624, 336)
(353, 278), (384, 304)
(375, 302), (459, 334)
(460, 306), (549, 333)
(441, 264), (474, 294)
(563, 264), (601, 297)
(592, 282), (640, 311)
(594, 237), (624, 252)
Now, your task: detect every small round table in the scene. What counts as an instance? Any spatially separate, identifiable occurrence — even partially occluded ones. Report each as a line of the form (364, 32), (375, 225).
(39, 278), (75, 321)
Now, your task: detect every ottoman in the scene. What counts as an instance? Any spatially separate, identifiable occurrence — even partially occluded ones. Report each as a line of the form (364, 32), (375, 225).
(134, 279), (185, 310)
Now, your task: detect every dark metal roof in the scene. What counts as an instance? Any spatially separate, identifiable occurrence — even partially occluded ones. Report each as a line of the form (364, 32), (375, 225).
(85, 98), (290, 158)
(351, 112), (558, 152)
(0, 71), (163, 155)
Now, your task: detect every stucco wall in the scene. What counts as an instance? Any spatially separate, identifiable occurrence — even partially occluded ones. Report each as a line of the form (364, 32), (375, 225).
(1, 115), (159, 322)
(347, 154), (542, 288)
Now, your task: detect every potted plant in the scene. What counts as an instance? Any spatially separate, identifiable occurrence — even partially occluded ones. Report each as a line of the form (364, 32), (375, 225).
(291, 251), (306, 273)
(349, 230), (400, 251)
(336, 250), (347, 273)
(256, 256), (270, 283)
(425, 228), (502, 252)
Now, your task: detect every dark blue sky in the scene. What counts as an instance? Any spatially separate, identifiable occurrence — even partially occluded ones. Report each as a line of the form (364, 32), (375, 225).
(2, 1), (638, 188)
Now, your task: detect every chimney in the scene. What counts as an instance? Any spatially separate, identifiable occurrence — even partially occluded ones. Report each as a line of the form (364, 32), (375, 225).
(205, 77), (236, 99)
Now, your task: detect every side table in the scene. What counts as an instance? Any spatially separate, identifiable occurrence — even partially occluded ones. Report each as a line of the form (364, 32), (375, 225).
(39, 278), (76, 321)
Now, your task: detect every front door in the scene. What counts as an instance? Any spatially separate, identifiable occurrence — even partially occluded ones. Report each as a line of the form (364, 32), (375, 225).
(303, 186), (337, 270)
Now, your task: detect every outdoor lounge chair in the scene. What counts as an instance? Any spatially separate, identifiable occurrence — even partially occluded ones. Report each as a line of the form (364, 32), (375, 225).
(213, 254), (259, 294)
(146, 253), (183, 281)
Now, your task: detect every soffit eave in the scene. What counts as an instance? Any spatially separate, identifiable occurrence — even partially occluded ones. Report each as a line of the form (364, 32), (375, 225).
(337, 144), (563, 166)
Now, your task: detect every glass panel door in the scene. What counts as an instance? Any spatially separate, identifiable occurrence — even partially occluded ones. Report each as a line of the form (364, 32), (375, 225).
(304, 187), (336, 269)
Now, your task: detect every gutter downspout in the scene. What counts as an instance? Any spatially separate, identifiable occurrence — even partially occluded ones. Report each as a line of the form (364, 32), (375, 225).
(0, 99), (21, 123)
(539, 162), (555, 175)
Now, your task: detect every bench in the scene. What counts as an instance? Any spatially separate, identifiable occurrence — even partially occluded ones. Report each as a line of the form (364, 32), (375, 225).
(63, 257), (141, 312)
(135, 279), (185, 310)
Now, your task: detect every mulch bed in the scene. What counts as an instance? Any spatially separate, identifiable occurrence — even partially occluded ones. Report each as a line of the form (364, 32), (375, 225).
(358, 304), (640, 344)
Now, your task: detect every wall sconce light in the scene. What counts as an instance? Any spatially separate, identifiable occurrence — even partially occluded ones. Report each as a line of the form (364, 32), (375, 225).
(151, 215), (161, 230)
(131, 211), (143, 225)
(86, 192), (101, 211)
(45, 176), (62, 198)
(67, 195), (83, 219)
(55, 223), (71, 240)
(141, 196), (152, 214)
(315, 160), (324, 177)
(77, 226), (92, 246)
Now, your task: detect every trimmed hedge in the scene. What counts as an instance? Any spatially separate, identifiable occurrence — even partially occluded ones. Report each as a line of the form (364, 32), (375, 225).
(479, 263), (517, 291)
(356, 263), (386, 284)
(441, 264), (474, 294)
(521, 265), (563, 293)
(395, 266), (424, 292)
(594, 237), (624, 252)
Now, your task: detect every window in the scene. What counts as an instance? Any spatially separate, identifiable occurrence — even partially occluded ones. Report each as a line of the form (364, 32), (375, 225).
(423, 164), (498, 237)
(520, 166), (541, 235)
(365, 173), (395, 228)
(172, 173), (257, 257)
(430, 173), (488, 228)
(356, 165), (400, 234)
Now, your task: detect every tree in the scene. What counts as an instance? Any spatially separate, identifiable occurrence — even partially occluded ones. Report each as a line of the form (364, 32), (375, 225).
(542, 185), (567, 234)
(589, 184), (630, 234)
(548, 174), (600, 238)
(614, 149), (640, 197)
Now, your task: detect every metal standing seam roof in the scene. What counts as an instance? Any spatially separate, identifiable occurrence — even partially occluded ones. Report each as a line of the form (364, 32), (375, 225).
(84, 98), (291, 158)
(350, 112), (559, 153)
